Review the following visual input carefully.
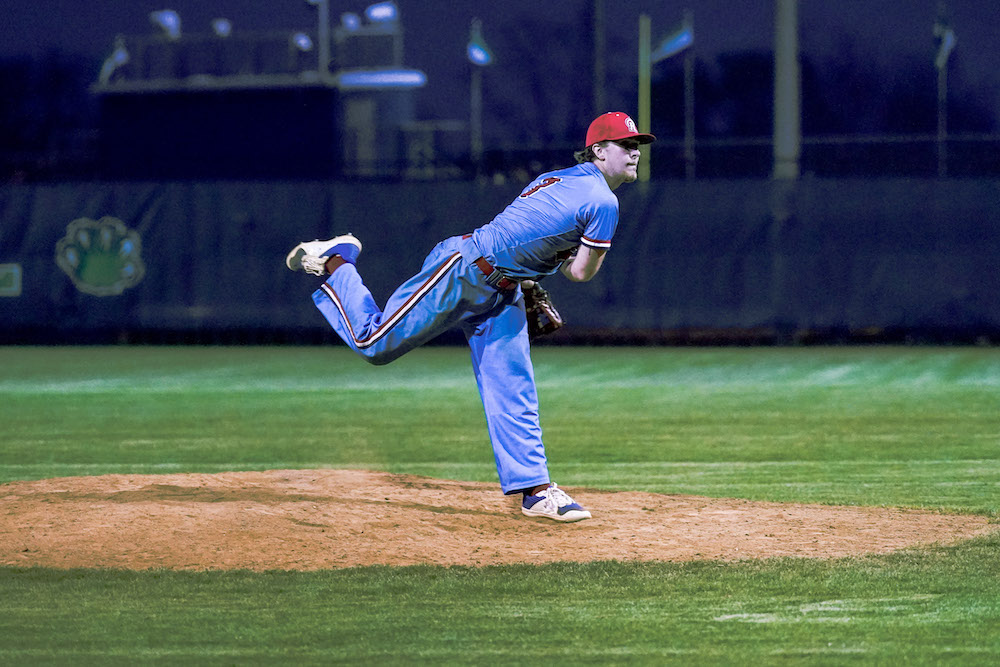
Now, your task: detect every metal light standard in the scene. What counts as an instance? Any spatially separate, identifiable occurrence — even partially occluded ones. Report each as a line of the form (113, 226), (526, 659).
(679, 11), (695, 180)
(306, 0), (332, 83)
(467, 18), (494, 174)
(772, 0), (800, 181)
(593, 0), (606, 116)
(934, 6), (956, 177)
(638, 11), (694, 181)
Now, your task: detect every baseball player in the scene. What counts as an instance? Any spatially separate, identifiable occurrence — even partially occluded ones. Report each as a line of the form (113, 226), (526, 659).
(286, 112), (655, 522)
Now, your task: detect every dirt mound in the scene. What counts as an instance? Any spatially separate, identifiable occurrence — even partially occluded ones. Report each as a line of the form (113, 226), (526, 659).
(1, 469), (994, 571)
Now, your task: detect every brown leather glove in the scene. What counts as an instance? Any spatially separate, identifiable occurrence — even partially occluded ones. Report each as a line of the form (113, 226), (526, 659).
(523, 282), (564, 340)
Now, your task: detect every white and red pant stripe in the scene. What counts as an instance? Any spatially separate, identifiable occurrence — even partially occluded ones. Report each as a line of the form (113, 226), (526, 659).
(311, 235), (550, 494)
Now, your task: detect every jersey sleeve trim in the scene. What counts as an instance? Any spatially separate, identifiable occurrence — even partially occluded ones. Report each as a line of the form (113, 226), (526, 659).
(581, 235), (612, 250)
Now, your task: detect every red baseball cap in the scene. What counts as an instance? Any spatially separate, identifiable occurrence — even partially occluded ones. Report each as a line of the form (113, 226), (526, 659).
(585, 112), (656, 147)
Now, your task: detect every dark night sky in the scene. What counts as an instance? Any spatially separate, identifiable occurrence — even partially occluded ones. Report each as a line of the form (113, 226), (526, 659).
(3, 1), (998, 144)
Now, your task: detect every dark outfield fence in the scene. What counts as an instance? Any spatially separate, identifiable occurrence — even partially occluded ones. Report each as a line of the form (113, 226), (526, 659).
(1, 178), (999, 344)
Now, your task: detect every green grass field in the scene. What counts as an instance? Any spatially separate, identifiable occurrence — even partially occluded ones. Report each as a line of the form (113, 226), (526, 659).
(1, 345), (998, 663)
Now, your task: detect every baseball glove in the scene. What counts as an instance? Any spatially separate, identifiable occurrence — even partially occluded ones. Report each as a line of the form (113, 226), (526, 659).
(523, 282), (564, 340)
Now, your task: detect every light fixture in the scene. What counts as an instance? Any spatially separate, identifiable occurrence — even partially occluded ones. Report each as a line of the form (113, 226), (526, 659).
(335, 68), (426, 89)
(341, 12), (362, 31)
(467, 19), (493, 66)
(211, 18), (232, 38)
(291, 33), (314, 52)
(149, 9), (182, 41)
(364, 2), (398, 23)
(651, 26), (693, 63)
(934, 23), (956, 70)
(99, 35), (130, 84)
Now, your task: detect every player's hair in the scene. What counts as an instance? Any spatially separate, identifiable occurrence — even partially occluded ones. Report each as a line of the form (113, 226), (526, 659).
(574, 142), (604, 164)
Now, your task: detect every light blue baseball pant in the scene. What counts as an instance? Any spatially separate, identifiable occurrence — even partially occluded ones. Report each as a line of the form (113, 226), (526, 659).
(311, 235), (550, 494)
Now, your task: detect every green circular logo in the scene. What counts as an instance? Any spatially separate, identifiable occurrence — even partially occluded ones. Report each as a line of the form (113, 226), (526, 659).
(55, 217), (145, 296)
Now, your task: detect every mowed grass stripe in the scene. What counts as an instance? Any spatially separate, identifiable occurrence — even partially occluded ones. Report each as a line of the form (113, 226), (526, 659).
(2, 346), (1000, 393)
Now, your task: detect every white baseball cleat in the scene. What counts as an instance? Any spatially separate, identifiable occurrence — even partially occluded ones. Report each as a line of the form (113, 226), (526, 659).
(285, 234), (362, 275)
(521, 483), (592, 522)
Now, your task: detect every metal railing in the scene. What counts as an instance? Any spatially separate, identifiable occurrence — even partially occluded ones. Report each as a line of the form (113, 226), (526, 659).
(644, 133), (1000, 179)
(93, 32), (332, 94)
(6, 130), (1000, 182)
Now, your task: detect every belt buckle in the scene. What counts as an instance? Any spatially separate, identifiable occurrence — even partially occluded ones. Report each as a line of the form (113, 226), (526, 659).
(475, 256), (515, 290)
(485, 267), (508, 289)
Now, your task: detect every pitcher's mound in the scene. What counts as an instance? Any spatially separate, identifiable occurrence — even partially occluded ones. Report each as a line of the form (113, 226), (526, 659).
(1, 469), (995, 571)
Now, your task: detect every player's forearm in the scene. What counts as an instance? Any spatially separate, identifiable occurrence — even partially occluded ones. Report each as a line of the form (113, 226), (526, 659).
(560, 261), (588, 282)
(560, 247), (604, 282)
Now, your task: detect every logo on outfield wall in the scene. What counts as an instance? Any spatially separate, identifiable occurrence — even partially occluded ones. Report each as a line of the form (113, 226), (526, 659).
(0, 263), (22, 297)
(55, 217), (145, 296)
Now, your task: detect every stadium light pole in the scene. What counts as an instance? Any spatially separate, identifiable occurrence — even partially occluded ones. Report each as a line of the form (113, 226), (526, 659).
(770, 0), (801, 337)
(772, 0), (800, 180)
(638, 15), (651, 181)
(306, 0), (332, 83)
(638, 11), (694, 181)
(680, 10), (695, 179)
(467, 18), (494, 174)
(934, 5), (956, 178)
(593, 0), (606, 116)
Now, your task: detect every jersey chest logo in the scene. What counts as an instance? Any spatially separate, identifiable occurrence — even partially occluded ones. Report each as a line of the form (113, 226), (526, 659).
(519, 176), (561, 198)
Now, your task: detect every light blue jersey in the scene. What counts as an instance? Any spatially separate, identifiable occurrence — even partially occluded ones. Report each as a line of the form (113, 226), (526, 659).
(466, 161), (619, 280)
